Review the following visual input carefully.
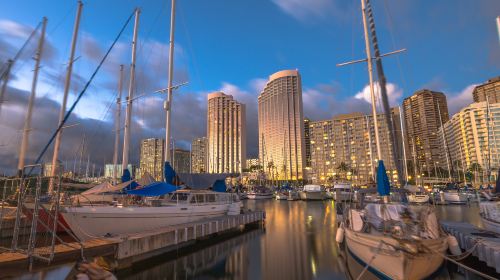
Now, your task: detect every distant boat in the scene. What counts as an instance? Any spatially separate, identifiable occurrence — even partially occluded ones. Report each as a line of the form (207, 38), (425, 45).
(287, 190), (300, 201)
(405, 185), (430, 204)
(61, 189), (241, 241)
(442, 184), (468, 204)
(247, 186), (273, 200)
(331, 183), (353, 201)
(299, 185), (326, 201)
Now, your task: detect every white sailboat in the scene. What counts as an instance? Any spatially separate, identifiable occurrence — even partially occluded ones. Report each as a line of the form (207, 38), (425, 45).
(335, 1), (449, 278)
(62, 190), (241, 241)
(330, 182), (352, 201)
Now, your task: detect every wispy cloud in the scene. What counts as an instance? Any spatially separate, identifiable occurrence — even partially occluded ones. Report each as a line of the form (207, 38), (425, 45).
(271, 0), (349, 22)
(445, 84), (476, 115)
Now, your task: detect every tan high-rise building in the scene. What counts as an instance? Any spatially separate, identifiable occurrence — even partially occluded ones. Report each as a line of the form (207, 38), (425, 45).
(304, 118), (312, 168)
(403, 89), (449, 176)
(207, 92), (246, 173)
(191, 137), (207, 173)
(173, 148), (190, 174)
(472, 76), (500, 103)
(308, 119), (334, 183)
(258, 70), (305, 181)
(139, 138), (165, 181)
(439, 101), (500, 179)
(333, 112), (398, 185)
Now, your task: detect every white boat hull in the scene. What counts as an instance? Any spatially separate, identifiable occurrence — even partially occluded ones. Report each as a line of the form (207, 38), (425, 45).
(443, 192), (468, 204)
(299, 191), (326, 200)
(61, 203), (239, 241)
(247, 193), (273, 200)
(408, 194), (430, 204)
(345, 229), (447, 280)
(275, 193), (288, 200)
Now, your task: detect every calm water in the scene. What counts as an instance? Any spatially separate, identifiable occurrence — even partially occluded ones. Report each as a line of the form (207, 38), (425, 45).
(111, 200), (486, 280)
(10, 201), (489, 279)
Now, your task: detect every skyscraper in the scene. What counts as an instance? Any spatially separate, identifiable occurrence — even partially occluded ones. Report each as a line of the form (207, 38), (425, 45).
(207, 92), (246, 173)
(439, 101), (500, 178)
(139, 138), (165, 181)
(258, 70), (305, 181)
(173, 148), (191, 174)
(403, 89), (449, 176)
(191, 137), (208, 173)
(308, 119), (334, 183)
(304, 118), (311, 168)
(472, 76), (500, 103)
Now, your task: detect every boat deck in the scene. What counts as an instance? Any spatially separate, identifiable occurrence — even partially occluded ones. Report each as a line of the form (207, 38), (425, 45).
(0, 210), (265, 275)
(441, 221), (500, 273)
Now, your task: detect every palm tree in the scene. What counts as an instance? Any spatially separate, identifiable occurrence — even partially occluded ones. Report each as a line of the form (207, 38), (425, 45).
(336, 162), (350, 181)
(468, 162), (482, 186)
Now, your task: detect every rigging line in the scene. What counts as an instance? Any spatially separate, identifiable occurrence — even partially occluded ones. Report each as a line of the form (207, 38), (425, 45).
(0, 22), (42, 80)
(179, 1), (202, 90)
(381, 0), (411, 92)
(29, 10), (136, 174)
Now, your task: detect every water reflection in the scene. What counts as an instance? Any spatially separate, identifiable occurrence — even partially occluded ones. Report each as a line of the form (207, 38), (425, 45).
(114, 201), (482, 280)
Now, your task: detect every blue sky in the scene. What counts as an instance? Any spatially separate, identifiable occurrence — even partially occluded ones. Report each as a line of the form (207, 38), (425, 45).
(0, 0), (499, 172)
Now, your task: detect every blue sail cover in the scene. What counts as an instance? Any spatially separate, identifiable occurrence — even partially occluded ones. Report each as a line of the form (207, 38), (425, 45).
(121, 169), (139, 190)
(126, 182), (178, 196)
(213, 179), (227, 192)
(164, 162), (177, 184)
(376, 160), (390, 196)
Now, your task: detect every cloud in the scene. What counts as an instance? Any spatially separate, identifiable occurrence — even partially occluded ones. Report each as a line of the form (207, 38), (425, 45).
(271, 0), (350, 22)
(445, 84), (476, 115)
(354, 82), (403, 109)
(0, 19), (33, 38)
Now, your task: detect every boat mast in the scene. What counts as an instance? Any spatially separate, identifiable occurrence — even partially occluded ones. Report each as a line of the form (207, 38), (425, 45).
(48, 1), (82, 193)
(365, 116), (375, 182)
(398, 106), (409, 183)
(437, 100), (452, 181)
(165, 0), (177, 168)
(122, 8), (140, 175)
(364, 0), (402, 186)
(360, 0), (382, 162)
(113, 65), (124, 184)
(18, 17), (47, 173)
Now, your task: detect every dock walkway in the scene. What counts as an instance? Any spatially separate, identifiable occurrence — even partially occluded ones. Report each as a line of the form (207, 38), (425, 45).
(441, 221), (500, 273)
(0, 211), (265, 274)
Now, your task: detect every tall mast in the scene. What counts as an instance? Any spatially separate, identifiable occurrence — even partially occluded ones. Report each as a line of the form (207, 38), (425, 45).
(364, 0), (402, 185)
(18, 17), (47, 173)
(0, 60), (13, 117)
(113, 65), (124, 183)
(48, 1), (82, 193)
(122, 8), (140, 175)
(437, 100), (452, 181)
(365, 116), (375, 181)
(165, 0), (177, 166)
(360, 0), (381, 161)
(398, 106), (408, 183)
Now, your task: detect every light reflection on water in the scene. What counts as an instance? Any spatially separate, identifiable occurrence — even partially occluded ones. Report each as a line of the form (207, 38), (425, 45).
(117, 201), (482, 280)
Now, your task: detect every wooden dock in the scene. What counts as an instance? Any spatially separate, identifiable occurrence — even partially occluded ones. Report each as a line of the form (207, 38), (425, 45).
(0, 211), (265, 274)
(441, 221), (500, 273)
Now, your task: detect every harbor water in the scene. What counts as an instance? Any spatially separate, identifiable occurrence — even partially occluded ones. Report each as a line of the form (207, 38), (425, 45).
(11, 200), (493, 279)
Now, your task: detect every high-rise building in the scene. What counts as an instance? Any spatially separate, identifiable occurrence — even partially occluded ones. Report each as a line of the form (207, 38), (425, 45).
(472, 76), (500, 103)
(439, 101), (500, 178)
(308, 119), (334, 183)
(139, 138), (165, 181)
(246, 158), (260, 169)
(304, 118), (311, 168)
(104, 163), (134, 179)
(258, 70), (305, 181)
(207, 92), (246, 173)
(191, 137), (208, 173)
(403, 89), (449, 176)
(173, 148), (191, 174)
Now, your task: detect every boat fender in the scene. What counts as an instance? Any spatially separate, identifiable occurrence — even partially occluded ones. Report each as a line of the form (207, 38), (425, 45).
(439, 191), (445, 203)
(336, 222), (345, 243)
(447, 235), (461, 256)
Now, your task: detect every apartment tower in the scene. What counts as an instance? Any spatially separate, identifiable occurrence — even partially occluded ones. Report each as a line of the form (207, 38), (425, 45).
(258, 70), (305, 180)
(191, 137), (208, 173)
(403, 89), (449, 176)
(139, 138), (165, 181)
(207, 92), (246, 173)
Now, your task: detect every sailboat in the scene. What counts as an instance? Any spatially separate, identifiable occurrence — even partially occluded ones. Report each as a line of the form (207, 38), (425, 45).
(339, 162), (448, 279)
(479, 168), (500, 233)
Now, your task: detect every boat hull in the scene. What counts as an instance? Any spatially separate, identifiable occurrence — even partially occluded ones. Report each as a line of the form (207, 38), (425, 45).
(345, 229), (447, 280)
(61, 203), (238, 241)
(481, 215), (500, 234)
(23, 203), (70, 233)
(247, 193), (273, 200)
(299, 191), (326, 200)
(408, 194), (430, 204)
(443, 192), (468, 204)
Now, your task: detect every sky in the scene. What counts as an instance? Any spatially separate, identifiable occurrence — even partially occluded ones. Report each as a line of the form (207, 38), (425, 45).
(0, 0), (499, 174)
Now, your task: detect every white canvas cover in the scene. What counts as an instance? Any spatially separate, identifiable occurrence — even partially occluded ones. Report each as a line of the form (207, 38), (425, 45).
(303, 185), (323, 192)
(80, 180), (134, 195)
